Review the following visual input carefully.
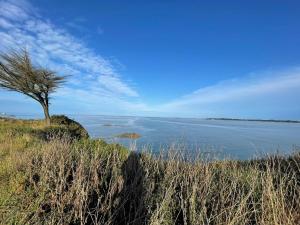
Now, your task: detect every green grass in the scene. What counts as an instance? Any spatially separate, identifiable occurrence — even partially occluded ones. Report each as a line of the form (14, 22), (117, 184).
(0, 117), (299, 224)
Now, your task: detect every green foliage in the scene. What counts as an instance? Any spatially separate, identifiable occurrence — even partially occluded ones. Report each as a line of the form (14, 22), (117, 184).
(0, 49), (66, 124)
(0, 115), (89, 141)
(49, 115), (89, 139)
(73, 138), (129, 159)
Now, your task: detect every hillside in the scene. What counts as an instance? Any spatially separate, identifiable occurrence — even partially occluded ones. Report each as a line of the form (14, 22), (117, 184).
(0, 117), (300, 224)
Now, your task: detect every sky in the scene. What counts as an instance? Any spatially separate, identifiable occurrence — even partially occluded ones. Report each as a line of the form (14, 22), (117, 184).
(0, 0), (300, 119)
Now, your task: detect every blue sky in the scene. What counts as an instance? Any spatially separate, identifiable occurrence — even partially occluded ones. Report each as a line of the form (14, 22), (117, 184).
(0, 0), (300, 119)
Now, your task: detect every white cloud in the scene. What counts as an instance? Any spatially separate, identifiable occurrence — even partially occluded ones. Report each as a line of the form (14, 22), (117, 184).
(0, 0), (138, 104)
(65, 17), (88, 32)
(98, 75), (138, 97)
(169, 71), (300, 106)
(0, 17), (13, 28)
(0, 0), (31, 21)
(0, 0), (299, 119)
(157, 68), (300, 118)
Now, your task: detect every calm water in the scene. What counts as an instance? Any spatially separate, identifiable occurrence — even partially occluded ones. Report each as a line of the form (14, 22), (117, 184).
(69, 115), (300, 160)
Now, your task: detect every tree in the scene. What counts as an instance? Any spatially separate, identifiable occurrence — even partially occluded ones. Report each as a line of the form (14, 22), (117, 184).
(0, 49), (65, 125)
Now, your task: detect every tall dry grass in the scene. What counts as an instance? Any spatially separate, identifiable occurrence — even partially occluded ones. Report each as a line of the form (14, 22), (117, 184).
(1, 135), (299, 225)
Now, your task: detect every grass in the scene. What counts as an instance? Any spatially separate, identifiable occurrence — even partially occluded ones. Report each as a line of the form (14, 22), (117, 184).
(0, 117), (299, 224)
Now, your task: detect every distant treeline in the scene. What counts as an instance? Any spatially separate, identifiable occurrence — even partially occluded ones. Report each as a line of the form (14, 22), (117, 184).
(207, 118), (300, 123)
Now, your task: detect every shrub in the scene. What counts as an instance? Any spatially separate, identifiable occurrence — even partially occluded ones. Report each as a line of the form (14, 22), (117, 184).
(50, 115), (89, 139)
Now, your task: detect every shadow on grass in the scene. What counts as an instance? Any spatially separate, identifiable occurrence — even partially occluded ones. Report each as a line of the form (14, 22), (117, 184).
(114, 152), (147, 225)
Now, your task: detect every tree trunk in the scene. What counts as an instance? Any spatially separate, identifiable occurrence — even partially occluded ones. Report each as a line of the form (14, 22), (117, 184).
(42, 104), (51, 125)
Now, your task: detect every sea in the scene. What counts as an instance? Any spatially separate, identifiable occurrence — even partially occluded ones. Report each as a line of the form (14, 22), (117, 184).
(72, 115), (300, 160)
(13, 114), (300, 160)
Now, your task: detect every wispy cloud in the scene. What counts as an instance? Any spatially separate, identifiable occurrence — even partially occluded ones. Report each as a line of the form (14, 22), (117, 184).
(0, 0), (299, 118)
(65, 17), (88, 32)
(157, 68), (300, 118)
(0, 0), (138, 106)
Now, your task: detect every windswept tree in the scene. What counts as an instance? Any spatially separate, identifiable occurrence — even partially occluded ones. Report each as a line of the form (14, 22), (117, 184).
(0, 49), (65, 125)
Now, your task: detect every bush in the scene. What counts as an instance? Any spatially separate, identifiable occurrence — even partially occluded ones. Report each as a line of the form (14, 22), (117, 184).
(49, 115), (89, 139)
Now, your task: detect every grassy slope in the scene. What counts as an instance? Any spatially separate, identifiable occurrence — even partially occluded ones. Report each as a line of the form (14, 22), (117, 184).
(0, 117), (128, 224)
(0, 117), (300, 224)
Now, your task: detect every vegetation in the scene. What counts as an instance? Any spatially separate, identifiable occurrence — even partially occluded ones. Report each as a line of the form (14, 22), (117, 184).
(48, 115), (89, 139)
(116, 132), (141, 139)
(0, 49), (65, 125)
(0, 117), (300, 224)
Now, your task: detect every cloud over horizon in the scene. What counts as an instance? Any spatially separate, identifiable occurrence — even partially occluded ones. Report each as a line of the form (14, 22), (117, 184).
(156, 68), (300, 118)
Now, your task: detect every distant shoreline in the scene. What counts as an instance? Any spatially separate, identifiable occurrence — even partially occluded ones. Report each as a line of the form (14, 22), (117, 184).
(2, 113), (300, 124)
(207, 118), (300, 123)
